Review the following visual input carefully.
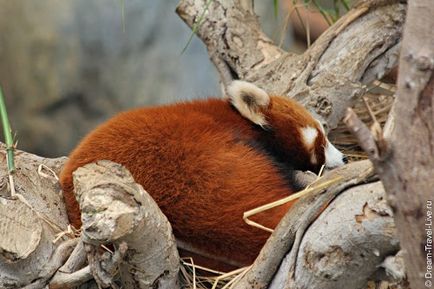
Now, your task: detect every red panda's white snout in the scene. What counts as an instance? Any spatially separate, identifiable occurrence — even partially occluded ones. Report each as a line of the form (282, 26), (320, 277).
(324, 140), (346, 168)
(312, 119), (347, 169)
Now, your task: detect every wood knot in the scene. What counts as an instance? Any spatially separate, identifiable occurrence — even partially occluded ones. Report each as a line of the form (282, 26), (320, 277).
(309, 96), (333, 116)
(415, 55), (434, 71)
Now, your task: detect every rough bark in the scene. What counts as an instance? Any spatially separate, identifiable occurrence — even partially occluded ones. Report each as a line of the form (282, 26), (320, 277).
(176, 0), (405, 130)
(346, 0), (434, 288)
(22, 238), (79, 289)
(0, 150), (180, 289)
(380, 1), (434, 286)
(275, 181), (398, 289)
(0, 145), (69, 289)
(72, 161), (180, 289)
(231, 160), (402, 289)
(49, 240), (93, 289)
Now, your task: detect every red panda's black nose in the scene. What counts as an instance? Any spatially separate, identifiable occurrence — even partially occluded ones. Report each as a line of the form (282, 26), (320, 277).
(342, 156), (349, 164)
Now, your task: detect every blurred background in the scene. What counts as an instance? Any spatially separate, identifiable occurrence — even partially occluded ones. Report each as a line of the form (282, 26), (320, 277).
(0, 0), (330, 157)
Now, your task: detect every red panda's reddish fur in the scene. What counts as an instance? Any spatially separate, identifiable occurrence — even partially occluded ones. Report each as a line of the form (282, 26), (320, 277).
(60, 96), (325, 270)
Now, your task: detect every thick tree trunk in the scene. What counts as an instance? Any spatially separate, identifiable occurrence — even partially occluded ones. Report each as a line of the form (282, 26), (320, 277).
(346, 0), (434, 288)
(381, 2), (434, 286)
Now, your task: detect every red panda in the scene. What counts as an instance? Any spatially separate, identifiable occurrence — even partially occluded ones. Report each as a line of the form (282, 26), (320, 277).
(60, 81), (346, 271)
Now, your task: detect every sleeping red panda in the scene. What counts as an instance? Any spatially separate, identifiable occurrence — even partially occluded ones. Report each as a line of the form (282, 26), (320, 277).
(60, 81), (346, 271)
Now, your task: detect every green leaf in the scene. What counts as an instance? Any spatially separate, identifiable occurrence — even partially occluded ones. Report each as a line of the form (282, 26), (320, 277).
(0, 87), (15, 173)
(181, 0), (214, 54)
(274, 0), (279, 18)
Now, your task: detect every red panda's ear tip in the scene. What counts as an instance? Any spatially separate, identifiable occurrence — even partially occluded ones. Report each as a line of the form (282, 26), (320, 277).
(227, 80), (270, 126)
(227, 81), (269, 106)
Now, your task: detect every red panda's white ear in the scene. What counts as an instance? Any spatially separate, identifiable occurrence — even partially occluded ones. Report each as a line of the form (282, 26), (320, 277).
(227, 81), (270, 127)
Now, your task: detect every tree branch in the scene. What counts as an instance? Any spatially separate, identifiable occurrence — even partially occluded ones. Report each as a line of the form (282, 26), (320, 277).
(73, 161), (181, 289)
(49, 265), (93, 289)
(231, 160), (400, 289)
(22, 238), (79, 289)
(176, 0), (405, 129)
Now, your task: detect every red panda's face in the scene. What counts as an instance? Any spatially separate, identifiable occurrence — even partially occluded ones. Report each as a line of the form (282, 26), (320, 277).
(228, 81), (347, 174)
(264, 96), (346, 173)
